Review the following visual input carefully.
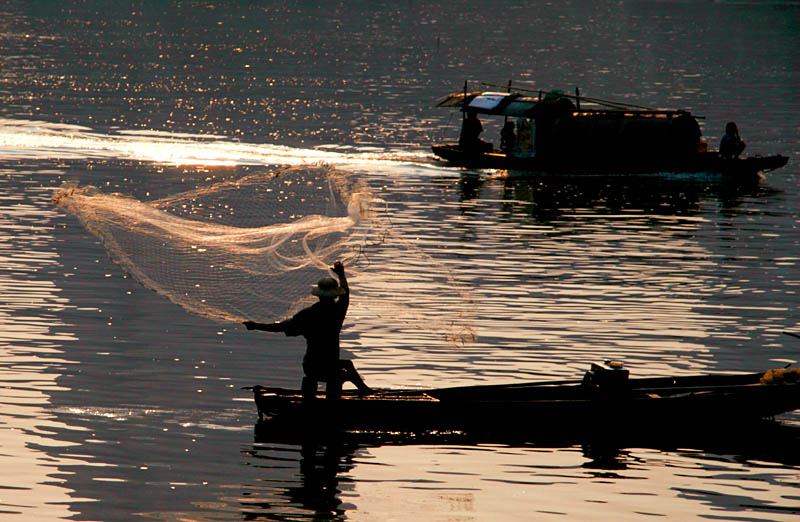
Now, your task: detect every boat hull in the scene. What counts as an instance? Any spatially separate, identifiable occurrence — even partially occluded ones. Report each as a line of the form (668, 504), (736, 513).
(247, 371), (800, 440)
(432, 143), (788, 178)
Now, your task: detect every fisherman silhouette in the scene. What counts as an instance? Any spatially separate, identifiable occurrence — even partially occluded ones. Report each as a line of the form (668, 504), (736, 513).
(243, 261), (371, 400)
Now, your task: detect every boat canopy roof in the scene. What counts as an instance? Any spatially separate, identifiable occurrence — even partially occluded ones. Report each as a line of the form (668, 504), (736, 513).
(436, 91), (547, 118)
(436, 90), (694, 119)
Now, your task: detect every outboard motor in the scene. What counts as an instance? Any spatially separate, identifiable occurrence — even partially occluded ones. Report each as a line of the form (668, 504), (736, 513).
(583, 361), (630, 394)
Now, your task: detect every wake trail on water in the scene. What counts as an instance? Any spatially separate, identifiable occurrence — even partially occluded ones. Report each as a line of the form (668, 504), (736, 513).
(0, 117), (429, 166)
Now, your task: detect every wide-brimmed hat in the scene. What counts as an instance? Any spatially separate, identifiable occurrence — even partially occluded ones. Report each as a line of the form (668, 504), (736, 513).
(311, 277), (345, 298)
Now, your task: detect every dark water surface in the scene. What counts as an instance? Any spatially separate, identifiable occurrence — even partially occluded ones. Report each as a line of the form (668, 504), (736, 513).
(1, 1), (799, 520)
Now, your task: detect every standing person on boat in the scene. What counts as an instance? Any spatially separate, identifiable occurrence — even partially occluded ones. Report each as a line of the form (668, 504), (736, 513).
(460, 110), (493, 152)
(719, 121), (746, 159)
(242, 261), (371, 400)
(500, 121), (516, 155)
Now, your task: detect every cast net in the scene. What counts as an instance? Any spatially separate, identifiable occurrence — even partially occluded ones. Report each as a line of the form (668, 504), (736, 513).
(52, 164), (475, 343)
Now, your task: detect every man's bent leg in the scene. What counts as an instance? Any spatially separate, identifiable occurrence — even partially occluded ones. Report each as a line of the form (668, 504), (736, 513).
(341, 360), (372, 395)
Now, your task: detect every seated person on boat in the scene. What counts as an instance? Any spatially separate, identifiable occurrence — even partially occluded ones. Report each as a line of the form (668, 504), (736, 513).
(500, 121), (516, 154)
(719, 121), (746, 159)
(459, 110), (494, 153)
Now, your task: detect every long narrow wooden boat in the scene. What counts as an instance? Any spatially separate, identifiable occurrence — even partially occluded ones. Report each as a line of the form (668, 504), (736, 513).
(246, 364), (800, 439)
(432, 84), (788, 179)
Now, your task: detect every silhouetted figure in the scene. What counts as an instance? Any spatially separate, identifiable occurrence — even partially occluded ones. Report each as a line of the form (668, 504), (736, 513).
(500, 121), (516, 154)
(719, 121), (746, 159)
(243, 261), (371, 400)
(459, 110), (493, 152)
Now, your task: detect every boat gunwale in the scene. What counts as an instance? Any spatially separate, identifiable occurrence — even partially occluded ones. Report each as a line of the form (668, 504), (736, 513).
(250, 372), (791, 406)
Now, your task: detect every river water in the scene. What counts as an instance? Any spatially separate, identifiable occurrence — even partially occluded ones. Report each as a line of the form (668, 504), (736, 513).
(1, 1), (799, 521)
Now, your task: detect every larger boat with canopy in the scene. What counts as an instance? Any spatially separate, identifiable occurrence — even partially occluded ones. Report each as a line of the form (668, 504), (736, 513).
(432, 82), (788, 179)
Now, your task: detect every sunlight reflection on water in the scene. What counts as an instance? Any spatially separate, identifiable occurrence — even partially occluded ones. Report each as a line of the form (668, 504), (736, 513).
(341, 444), (800, 521)
(342, 166), (797, 388)
(0, 107), (797, 522)
(243, 440), (800, 522)
(3, 118), (795, 389)
(1, 0), (799, 520)
(0, 172), (93, 520)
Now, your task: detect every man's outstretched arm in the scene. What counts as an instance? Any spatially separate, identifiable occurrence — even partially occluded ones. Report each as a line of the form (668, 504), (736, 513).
(242, 320), (285, 332)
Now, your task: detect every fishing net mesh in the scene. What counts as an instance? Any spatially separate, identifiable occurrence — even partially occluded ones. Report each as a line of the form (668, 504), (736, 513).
(52, 165), (475, 343)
